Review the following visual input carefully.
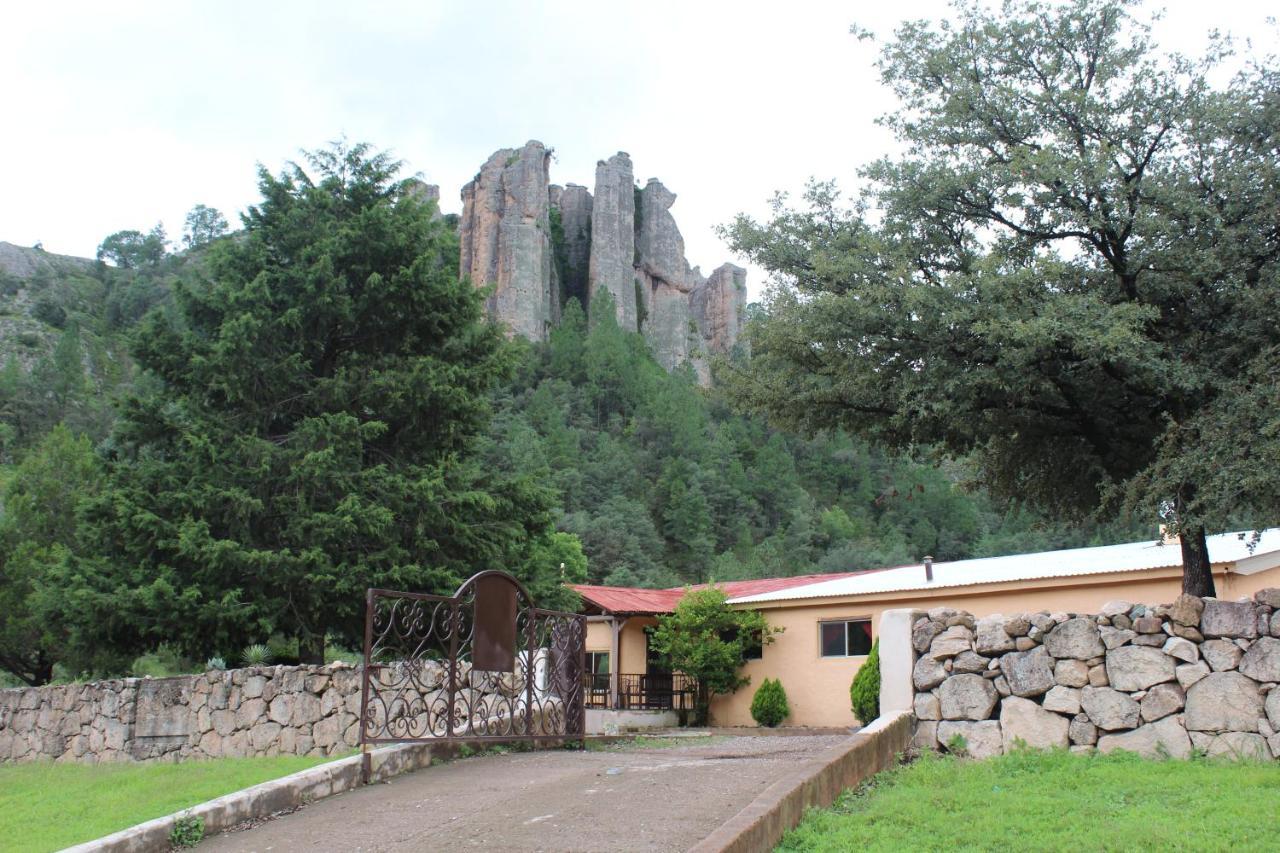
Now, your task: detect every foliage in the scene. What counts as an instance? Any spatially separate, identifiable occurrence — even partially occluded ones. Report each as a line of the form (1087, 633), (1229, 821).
(0, 426), (107, 684)
(750, 677), (790, 727)
(721, 0), (1280, 595)
(776, 749), (1280, 851)
(169, 813), (204, 848)
(849, 639), (880, 724)
(648, 586), (778, 724)
(206, 656), (227, 671)
(96, 225), (167, 269)
(0, 754), (335, 851)
(57, 140), (564, 667)
(181, 204), (229, 249)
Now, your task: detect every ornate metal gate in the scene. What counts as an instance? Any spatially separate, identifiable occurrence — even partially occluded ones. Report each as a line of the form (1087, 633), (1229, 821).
(359, 571), (585, 774)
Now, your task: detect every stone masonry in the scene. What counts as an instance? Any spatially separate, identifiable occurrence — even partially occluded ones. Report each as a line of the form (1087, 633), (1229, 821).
(0, 663), (366, 764)
(912, 590), (1280, 761)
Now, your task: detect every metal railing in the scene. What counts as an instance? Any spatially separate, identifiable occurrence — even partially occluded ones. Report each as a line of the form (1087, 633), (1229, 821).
(582, 672), (698, 711)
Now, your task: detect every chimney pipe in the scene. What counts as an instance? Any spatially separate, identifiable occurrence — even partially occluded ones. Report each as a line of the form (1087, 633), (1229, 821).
(924, 556), (934, 583)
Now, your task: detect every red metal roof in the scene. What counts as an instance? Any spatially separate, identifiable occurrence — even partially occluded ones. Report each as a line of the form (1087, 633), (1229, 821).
(569, 572), (863, 615)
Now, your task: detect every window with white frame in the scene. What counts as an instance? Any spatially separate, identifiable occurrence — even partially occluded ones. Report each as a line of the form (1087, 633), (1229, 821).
(819, 619), (873, 657)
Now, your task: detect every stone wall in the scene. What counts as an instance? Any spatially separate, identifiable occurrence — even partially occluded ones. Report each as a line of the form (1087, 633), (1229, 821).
(910, 590), (1280, 760)
(0, 663), (365, 764)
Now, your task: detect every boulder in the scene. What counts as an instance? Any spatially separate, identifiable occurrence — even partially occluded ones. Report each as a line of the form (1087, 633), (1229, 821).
(912, 721), (939, 751)
(1238, 637), (1280, 682)
(1100, 600), (1132, 618)
(946, 613), (977, 630)
(912, 619), (943, 654)
(1254, 588), (1280, 609)
(1140, 683), (1185, 723)
(1088, 664), (1109, 687)
(1201, 639), (1243, 672)
(952, 651), (990, 674)
(1176, 662), (1211, 689)
(938, 674), (999, 721)
(974, 617), (1016, 655)
(1271, 611), (1280, 638)
(1201, 600), (1259, 639)
(1096, 715), (1193, 759)
(1043, 685), (1082, 715)
(1185, 672), (1263, 732)
(1003, 616), (1031, 637)
(1099, 626), (1136, 650)
(1131, 635), (1166, 648)
(1201, 731), (1273, 760)
(1044, 618), (1106, 660)
(1081, 686), (1141, 731)
(1054, 659), (1091, 688)
(1000, 696), (1069, 751)
(913, 654), (948, 691)
(1171, 625), (1204, 642)
(913, 692), (941, 721)
(1015, 637), (1037, 651)
(999, 646), (1056, 697)
(1267, 687), (1280, 730)
(1167, 594), (1205, 627)
(1133, 616), (1163, 635)
(994, 676), (1011, 697)
(1069, 714), (1098, 746)
(1161, 637), (1199, 664)
(1106, 646), (1175, 691)
(937, 720), (1003, 759)
(929, 626), (974, 659)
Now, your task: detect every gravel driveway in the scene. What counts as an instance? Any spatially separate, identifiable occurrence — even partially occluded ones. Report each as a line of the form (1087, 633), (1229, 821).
(199, 733), (853, 852)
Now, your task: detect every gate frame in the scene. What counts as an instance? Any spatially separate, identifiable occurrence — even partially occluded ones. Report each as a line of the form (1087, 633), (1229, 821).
(358, 570), (586, 781)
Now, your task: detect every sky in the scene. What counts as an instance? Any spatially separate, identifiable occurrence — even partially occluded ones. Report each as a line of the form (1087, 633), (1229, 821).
(3, 0), (1275, 301)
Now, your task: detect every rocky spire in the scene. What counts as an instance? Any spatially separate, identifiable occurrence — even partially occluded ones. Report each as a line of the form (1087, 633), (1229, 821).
(459, 140), (556, 341)
(555, 184), (593, 309)
(692, 262), (748, 358)
(587, 152), (638, 331)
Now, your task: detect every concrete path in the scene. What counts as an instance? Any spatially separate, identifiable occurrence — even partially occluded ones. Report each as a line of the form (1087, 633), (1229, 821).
(200, 734), (853, 852)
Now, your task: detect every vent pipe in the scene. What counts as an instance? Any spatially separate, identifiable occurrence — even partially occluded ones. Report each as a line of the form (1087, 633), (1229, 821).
(924, 556), (934, 583)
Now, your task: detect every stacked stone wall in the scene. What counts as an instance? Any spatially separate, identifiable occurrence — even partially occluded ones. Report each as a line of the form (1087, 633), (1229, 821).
(0, 663), (364, 764)
(911, 590), (1280, 760)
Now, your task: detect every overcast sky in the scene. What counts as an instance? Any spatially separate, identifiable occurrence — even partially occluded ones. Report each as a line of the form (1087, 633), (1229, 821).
(3, 1), (1274, 300)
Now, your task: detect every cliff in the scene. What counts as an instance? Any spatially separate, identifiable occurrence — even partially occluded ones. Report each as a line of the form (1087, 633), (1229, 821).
(460, 142), (746, 384)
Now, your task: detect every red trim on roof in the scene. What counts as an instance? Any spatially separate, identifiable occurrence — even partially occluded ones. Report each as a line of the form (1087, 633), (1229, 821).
(569, 572), (864, 615)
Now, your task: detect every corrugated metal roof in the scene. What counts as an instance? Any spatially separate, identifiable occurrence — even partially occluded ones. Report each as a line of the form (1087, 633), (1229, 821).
(570, 572), (865, 615)
(728, 529), (1280, 605)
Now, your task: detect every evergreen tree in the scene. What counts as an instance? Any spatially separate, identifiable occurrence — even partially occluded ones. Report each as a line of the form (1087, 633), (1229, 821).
(68, 141), (563, 663)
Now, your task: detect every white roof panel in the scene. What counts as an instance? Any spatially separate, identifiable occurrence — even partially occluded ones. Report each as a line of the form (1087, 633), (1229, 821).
(728, 529), (1280, 605)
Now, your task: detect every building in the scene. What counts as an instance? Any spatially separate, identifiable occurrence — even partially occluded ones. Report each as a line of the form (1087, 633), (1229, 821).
(575, 529), (1280, 729)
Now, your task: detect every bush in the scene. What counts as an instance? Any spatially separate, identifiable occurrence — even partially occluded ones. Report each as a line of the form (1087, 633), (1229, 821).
(750, 677), (790, 727)
(849, 638), (880, 724)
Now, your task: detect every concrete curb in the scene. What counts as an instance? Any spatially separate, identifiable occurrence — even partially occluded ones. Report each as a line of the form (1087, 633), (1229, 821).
(59, 739), (513, 853)
(687, 712), (912, 853)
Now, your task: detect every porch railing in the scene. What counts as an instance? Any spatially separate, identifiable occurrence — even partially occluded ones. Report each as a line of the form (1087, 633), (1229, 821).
(583, 672), (697, 711)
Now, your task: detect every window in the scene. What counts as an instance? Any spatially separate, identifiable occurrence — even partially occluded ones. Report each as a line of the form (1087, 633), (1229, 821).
(743, 629), (763, 661)
(586, 651), (610, 675)
(820, 619), (872, 657)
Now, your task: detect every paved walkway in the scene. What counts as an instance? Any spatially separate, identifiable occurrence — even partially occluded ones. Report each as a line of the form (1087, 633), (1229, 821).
(200, 734), (852, 852)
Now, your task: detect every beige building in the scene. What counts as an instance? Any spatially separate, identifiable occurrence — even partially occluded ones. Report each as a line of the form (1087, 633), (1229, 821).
(575, 530), (1280, 728)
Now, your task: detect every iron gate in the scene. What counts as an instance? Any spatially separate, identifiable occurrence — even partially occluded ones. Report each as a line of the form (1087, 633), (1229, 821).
(359, 571), (585, 771)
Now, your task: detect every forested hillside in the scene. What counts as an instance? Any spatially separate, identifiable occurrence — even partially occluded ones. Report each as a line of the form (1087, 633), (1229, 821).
(0, 232), (1146, 604)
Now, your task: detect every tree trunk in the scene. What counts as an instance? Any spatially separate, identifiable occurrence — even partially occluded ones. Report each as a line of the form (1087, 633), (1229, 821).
(1180, 524), (1217, 598)
(299, 634), (326, 665)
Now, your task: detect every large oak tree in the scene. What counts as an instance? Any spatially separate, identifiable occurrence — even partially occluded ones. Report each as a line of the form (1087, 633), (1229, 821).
(723, 0), (1279, 595)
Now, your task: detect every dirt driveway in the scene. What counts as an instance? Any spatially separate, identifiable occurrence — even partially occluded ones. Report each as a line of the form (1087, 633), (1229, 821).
(199, 733), (852, 852)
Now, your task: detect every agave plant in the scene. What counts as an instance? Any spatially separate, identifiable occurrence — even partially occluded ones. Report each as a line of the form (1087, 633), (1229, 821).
(240, 644), (274, 667)
(205, 656), (227, 671)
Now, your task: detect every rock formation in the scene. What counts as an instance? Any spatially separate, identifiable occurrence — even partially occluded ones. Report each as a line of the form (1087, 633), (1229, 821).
(458, 142), (746, 384)
(459, 141), (557, 341)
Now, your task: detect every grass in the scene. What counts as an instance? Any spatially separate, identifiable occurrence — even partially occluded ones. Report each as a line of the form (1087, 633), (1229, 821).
(0, 754), (342, 852)
(777, 749), (1280, 852)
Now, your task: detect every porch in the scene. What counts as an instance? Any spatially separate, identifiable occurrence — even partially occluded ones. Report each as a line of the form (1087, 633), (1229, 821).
(583, 672), (698, 711)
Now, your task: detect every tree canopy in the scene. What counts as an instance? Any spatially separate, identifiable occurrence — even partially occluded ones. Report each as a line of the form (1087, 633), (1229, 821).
(56, 141), (578, 666)
(723, 0), (1280, 595)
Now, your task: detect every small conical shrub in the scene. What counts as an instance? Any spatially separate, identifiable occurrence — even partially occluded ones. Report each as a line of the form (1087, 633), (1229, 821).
(750, 678), (790, 727)
(849, 638), (880, 724)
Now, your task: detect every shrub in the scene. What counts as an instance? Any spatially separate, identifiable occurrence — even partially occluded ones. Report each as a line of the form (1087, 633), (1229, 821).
(849, 638), (880, 724)
(169, 813), (204, 848)
(240, 644), (273, 667)
(750, 678), (790, 727)
(206, 656), (227, 671)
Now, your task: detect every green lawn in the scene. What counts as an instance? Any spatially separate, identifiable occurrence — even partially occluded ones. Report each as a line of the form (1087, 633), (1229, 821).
(0, 754), (341, 852)
(778, 749), (1280, 852)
